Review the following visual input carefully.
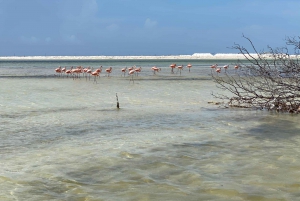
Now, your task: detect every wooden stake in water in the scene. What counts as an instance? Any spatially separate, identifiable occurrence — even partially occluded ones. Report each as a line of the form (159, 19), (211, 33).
(116, 93), (120, 109)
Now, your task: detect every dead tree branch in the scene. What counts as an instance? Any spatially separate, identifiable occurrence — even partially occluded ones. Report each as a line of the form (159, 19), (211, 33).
(211, 35), (300, 113)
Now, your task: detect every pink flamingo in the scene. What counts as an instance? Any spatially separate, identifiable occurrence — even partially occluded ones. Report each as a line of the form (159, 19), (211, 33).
(61, 66), (67, 77)
(91, 70), (99, 83)
(128, 69), (135, 83)
(210, 64), (218, 69)
(79, 66), (84, 78)
(177, 65), (183, 75)
(216, 68), (221, 73)
(71, 66), (82, 79)
(151, 66), (161, 75)
(86, 67), (92, 80)
(128, 66), (135, 71)
(65, 66), (73, 78)
(121, 67), (127, 77)
(223, 65), (229, 73)
(234, 65), (239, 73)
(186, 63), (192, 72)
(96, 66), (102, 79)
(86, 67), (92, 74)
(105, 67), (112, 77)
(135, 67), (142, 76)
(170, 63), (176, 73)
(83, 66), (90, 80)
(91, 66), (102, 83)
(55, 66), (62, 77)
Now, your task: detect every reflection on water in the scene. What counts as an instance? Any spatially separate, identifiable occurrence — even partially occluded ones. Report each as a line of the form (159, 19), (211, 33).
(0, 60), (300, 200)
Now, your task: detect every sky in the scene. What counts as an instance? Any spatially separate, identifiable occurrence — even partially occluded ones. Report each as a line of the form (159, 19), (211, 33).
(0, 0), (299, 56)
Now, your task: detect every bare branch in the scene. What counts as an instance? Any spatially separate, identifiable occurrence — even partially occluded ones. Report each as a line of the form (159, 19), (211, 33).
(211, 35), (300, 113)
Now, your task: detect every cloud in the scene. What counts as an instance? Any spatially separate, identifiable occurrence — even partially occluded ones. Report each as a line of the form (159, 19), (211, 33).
(144, 18), (157, 29)
(20, 36), (39, 44)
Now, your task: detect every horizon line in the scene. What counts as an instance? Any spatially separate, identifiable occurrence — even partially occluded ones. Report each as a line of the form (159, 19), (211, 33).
(0, 53), (297, 61)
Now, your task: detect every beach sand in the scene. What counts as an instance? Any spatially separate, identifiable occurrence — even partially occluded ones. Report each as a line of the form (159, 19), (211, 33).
(1, 52), (297, 61)
(0, 53), (255, 61)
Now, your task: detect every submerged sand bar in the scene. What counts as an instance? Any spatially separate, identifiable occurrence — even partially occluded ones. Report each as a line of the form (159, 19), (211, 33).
(0, 53), (297, 61)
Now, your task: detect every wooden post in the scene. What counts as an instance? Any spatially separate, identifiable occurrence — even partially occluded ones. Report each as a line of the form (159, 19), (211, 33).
(116, 93), (120, 109)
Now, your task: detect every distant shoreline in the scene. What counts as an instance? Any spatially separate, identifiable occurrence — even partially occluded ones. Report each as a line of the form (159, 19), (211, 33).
(0, 53), (249, 61)
(0, 53), (296, 61)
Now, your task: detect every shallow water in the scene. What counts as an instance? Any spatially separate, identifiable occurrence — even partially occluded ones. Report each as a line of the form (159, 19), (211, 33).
(0, 60), (300, 201)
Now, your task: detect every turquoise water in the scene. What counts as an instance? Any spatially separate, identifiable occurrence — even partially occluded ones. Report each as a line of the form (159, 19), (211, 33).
(0, 60), (299, 200)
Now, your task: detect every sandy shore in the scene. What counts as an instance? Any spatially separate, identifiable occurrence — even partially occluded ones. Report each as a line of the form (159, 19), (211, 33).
(0, 53), (295, 61)
(0, 53), (257, 61)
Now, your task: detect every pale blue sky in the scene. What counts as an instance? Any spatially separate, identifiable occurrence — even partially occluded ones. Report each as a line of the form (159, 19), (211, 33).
(0, 0), (299, 56)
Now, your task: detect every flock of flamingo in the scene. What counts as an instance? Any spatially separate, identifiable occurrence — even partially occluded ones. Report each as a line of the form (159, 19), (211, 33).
(54, 63), (238, 83)
(210, 64), (239, 73)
